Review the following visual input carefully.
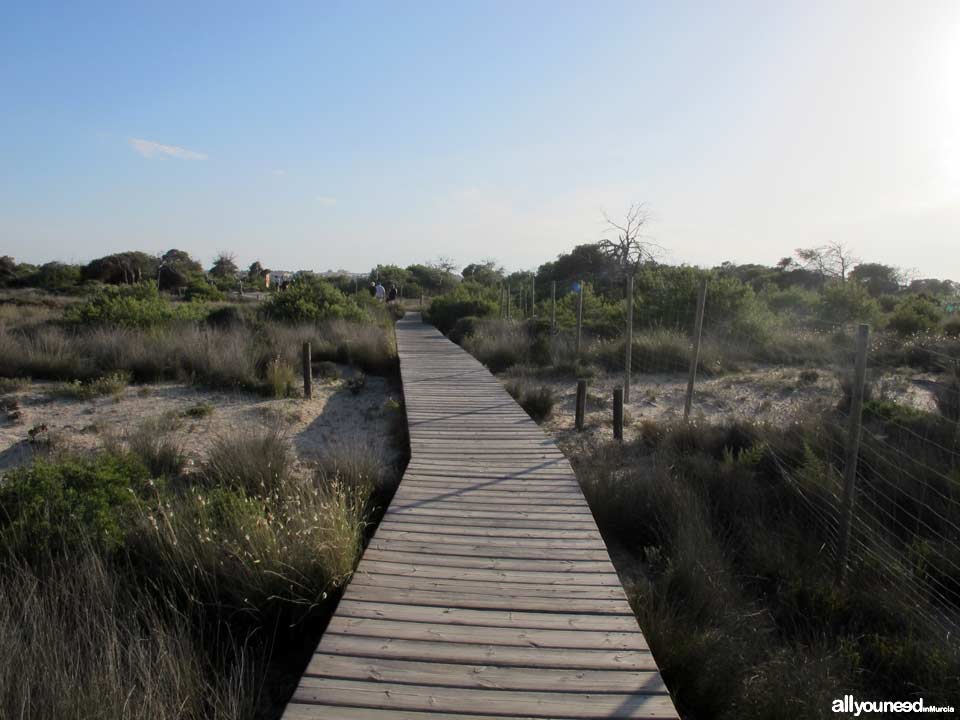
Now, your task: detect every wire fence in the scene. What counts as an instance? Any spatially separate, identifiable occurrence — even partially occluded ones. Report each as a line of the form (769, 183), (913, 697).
(487, 275), (960, 647)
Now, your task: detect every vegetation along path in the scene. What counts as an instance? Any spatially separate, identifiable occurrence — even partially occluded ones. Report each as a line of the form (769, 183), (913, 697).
(283, 313), (678, 720)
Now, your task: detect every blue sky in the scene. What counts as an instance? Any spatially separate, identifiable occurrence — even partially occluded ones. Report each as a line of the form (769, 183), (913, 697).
(2, 1), (958, 278)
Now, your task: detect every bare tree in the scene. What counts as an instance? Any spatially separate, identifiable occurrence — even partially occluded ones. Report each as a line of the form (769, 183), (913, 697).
(794, 242), (859, 282)
(433, 256), (459, 291)
(599, 204), (663, 276)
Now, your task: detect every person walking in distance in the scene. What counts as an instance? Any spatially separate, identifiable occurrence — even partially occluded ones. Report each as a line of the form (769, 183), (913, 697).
(387, 284), (398, 304)
(375, 281), (386, 301)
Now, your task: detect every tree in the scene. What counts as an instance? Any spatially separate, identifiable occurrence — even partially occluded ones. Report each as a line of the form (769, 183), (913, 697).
(82, 252), (158, 285)
(158, 249), (204, 290)
(538, 243), (620, 298)
(794, 242), (859, 282)
(369, 264), (411, 290)
(0, 256), (18, 283)
(461, 261), (504, 286)
(849, 263), (903, 297)
(432, 256), (460, 292)
(598, 204), (662, 276)
(209, 252), (239, 279)
(909, 278), (958, 297)
(247, 261), (264, 281)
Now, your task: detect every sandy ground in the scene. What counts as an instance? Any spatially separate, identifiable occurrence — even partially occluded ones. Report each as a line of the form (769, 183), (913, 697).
(0, 366), (403, 472)
(504, 366), (940, 448)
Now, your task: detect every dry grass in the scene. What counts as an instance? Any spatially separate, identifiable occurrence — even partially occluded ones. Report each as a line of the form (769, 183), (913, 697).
(202, 428), (294, 497)
(0, 552), (254, 720)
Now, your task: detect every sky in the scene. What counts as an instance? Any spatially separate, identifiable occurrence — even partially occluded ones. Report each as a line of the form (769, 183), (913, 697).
(1, 1), (958, 278)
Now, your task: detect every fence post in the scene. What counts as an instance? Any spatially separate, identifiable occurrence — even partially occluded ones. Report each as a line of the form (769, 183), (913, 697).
(531, 275), (536, 320)
(624, 274), (634, 403)
(302, 342), (312, 400)
(507, 285), (512, 320)
(613, 387), (624, 442)
(683, 277), (709, 421)
(551, 281), (557, 332)
(575, 281), (583, 359)
(835, 323), (870, 586)
(575, 380), (587, 432)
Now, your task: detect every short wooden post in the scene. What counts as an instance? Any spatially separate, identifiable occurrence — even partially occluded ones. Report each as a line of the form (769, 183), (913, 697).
(575, 281), (584, 359)
(624, 274), (634, 403)
(613, 387), (624, 442)
(507, 285), (512, 320)
(551, 281), (557, 332)
(302, 342), (312, 400)
(835, 323), (870, 586)
(683, 277), (708, 421)
(575, 380), (587, 432)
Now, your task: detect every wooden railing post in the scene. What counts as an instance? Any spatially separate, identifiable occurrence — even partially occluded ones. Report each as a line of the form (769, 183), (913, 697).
(575, 380), (587, 432)
(551, 281), (557, 332)
(624, 274), (634, 403)
(531, 275), (536, 320)
(683, 277), (708, 421)
(575, 281), (583, 360)
(835, 323), (870, 586)
(613, 387), (624, 442)
(302, 342), (312, 399)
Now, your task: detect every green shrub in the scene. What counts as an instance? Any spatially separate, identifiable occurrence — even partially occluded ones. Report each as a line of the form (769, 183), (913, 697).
(183, 281), (225, 303)
(67, 284), (206, 329)
(932, 369), (960, 422)
(886, 296), (942, 335)
(816, 282), (881, 325)
(426, 283), (497, 334)
(944, 316), (960, 337)
(0, 453), (151, 560)
(261, 277), (365, 323)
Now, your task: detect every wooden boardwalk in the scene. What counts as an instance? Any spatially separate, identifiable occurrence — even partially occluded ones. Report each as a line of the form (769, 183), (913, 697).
(283, 314), (678, 720)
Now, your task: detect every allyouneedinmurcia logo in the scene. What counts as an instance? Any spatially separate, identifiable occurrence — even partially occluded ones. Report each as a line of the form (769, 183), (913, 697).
(832, 695), (955, 716)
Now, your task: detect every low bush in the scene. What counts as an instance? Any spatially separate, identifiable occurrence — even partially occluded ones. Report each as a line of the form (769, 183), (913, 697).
(48, 371), (130, 400)
(66, 284), (206, 329)
(886, 296), (942, 336)
(425, 283), (497, 334)
(202, 428), (293, 498)
(504, 380), (556, 422)
(260, 277), (366, 324)
(124, 416), (187, 478)
(932, 369), (960, 422)
(264, 356), (298, 398)
(0, 453), (152, 561)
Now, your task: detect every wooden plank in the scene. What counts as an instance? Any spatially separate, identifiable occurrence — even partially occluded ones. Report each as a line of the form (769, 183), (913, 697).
(292, 678), (678, 718)
(335, 600), (640, 632)
(349, 573), (628, 600)
(362, 549), (614, 573)
(315, 635), (659, 671)
(366, 540), (611, 561)
(344, 584), (632, 614)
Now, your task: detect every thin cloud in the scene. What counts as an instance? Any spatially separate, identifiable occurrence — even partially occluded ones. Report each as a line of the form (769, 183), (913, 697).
(129, 137), (208, 160)
(271, 169), (286, 176)
(316, 195), (337, 206)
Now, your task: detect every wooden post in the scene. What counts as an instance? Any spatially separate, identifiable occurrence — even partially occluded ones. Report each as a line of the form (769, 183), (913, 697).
(420, 289), (424, 309)
(683, 277), (708, 421)
(575, 380), (587, 432)
(531, 275), (536, 320)
(575, 281), (583, 359)
(551, 280), (557, 332)
(613, 387), (624, 442)
(835, 323), (870, 586)
(624, 274), (634, 403)
(507, 285), (512, 320)
(302, 342), (312, 400)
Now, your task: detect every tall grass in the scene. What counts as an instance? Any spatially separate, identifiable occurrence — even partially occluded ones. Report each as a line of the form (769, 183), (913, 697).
(573, 417), (960, 719)
(0, 317), (398, 391)
(0, 425), (399, 719)
(0, 552), (254, 720)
